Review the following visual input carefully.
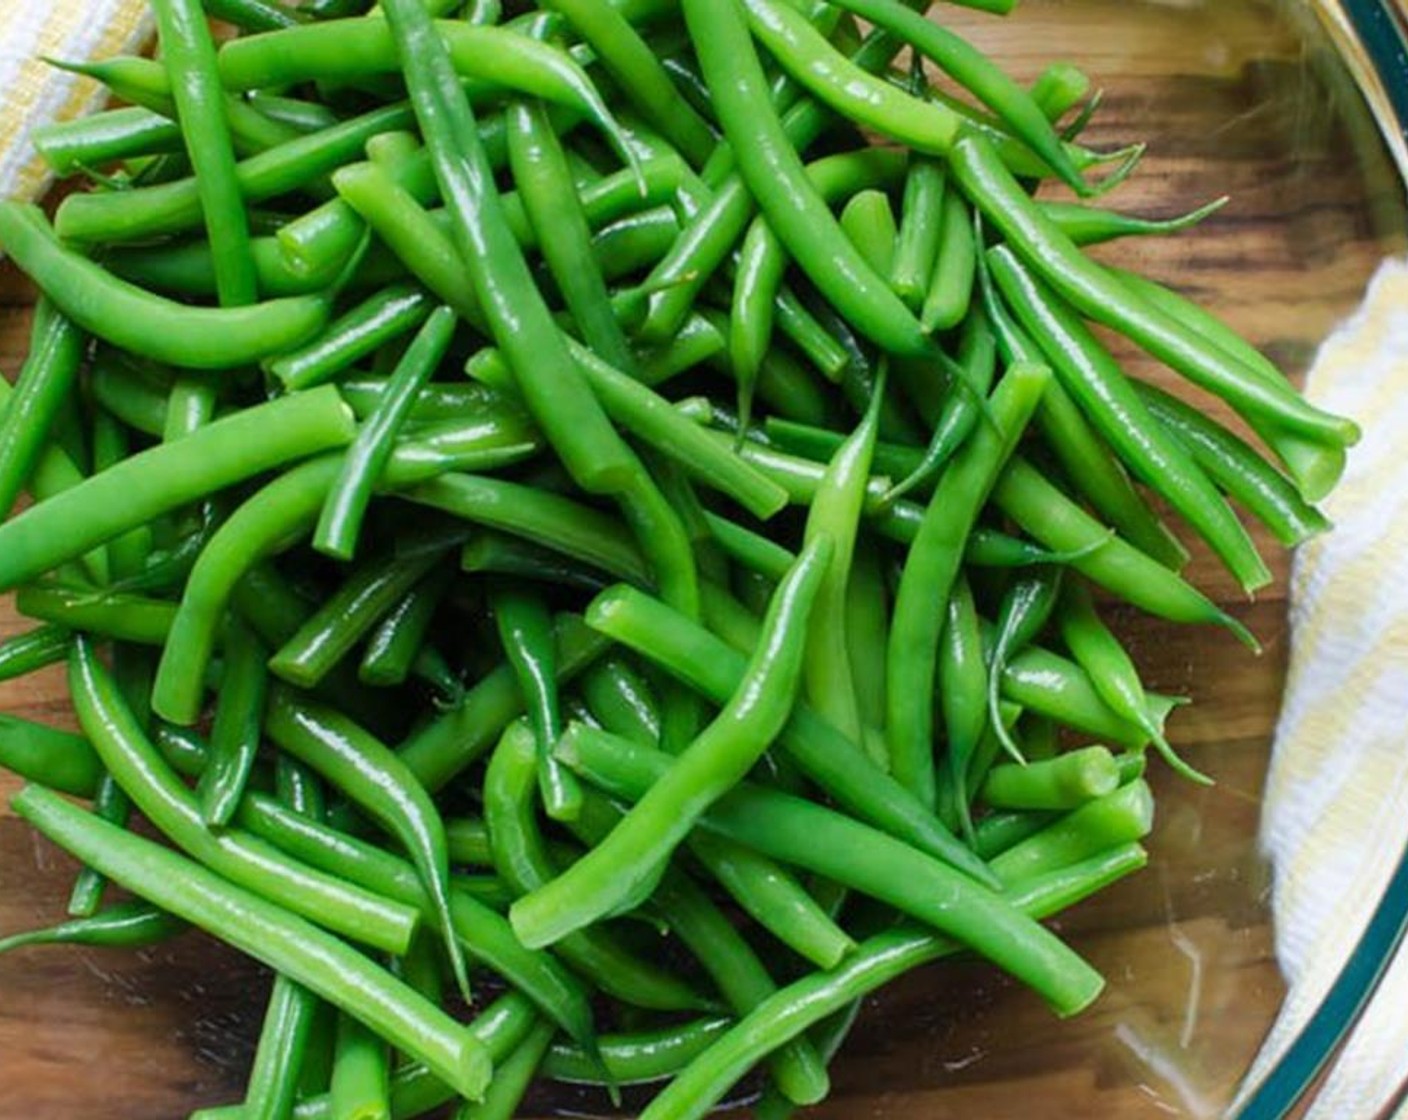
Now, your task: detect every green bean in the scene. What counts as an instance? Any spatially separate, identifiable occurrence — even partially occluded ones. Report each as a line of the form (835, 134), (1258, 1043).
(799, 369), (883, 746)
(69, 640), (420, 954)
(151, 0), (258, 306)
(250, 93), (337, 133)
(541, 1019), (733, 1086)
(218, 21), (634, 162)
(316, 306), (457, 559)
(593, 207), (683, 278)
(729, 221), (788, 429)
(509, 103), (635, 373)
(888, 304), (997, 502)
(360, 565), (455, 690)
(244, 766), (326, 1120)
(950, 133), (1358, 457)
(702, 512), (794, 582)
(205, 0), (304, 31)
(33, 107), (184, 177)
(0, 301), (85, 519)
(887, 361), (1050, 810)
(265, 690), (470, 999)
(268, 285), (435, 391)
(999, 642), (1177, 749)
(578, 658), (663, 748)
(565, 788), (830, 1106)
(635, 845), (1144, 1120)
(382, 0), (642, 500)
(585, 583), (994, 884)
(408, 474), (649, 585)
(986, 566), (1065, 762)
(977, 250), (1191, 570)
(462, 533), (612, 593)
(14, 583), (175, 646)
(993, 457), (1257, 645)
(484, 721), (716, 1012)
(827, 0), (1087, 191)
(109, 233), (359, 299)
(1109, 265), (1345, 502)
(989, 781), (1154, 887)
(557, 726), (1106, 1017)
(14, 784), (489, 1101)
(0, 624), (70, 683)
(1043, 196), (1228, 246)
(195, 616), (269, 827)
(981, 746), (1120, 811)
(1030, 61), (1091, 123)
(491, 587), (581, 822)
(398, 613), (611, 793)
(511, 536), (830, 948)
(936, 573), (984, 844)
(1135, 379), (1331, 548)
(1057, 578), (1209, 785)
(467, 342), (789, 521)
(287, 994), (538, 1120)
(0, 713), (101, 798)
(0, 900), (184, 956)
(0, 204), (328, 369)
(684, 0), (929, 358)
(269, 550), (442, 689)
(890, 160), (945, 309)
(840, 189), (899, 275)
(55, 102), (416, 244)
(989, 246), (1270, 592)
(445, 818), (493, 869)
(742, 0), (961, 159)
(920, 187), (976, 333)
(453, 1019), (554, 1120)
(234, 791), (602, 1053)
(330, 1013), (390, 1120)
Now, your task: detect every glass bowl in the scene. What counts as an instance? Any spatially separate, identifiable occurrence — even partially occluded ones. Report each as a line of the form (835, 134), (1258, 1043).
(1, 2), (1406, 1118)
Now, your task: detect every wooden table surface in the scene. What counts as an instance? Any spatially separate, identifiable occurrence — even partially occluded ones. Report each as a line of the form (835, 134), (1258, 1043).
(1, 2), (1405, 1118)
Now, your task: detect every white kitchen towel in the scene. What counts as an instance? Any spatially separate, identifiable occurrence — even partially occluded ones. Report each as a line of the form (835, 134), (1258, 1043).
(1234, 257), (1408, 1117)
(0, 0), (151, 203)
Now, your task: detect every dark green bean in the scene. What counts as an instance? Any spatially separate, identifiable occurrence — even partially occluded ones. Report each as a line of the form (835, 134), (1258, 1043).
(360, 565), (456, 691)
(0, 713), (101, 798)
(986, 566), (1065, 762)
(491, 585), (581, 822)
(316, 306), (457, 559)
(0, 900), (184, 956)
(195, 616), (269, 827)
(0, 301), (85, 519)
(269, 550), (442, 690)
(398, 613), (610, 793)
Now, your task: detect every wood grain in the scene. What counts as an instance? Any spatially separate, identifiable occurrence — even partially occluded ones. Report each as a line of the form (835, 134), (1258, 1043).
(1, 2), (1404, 1118)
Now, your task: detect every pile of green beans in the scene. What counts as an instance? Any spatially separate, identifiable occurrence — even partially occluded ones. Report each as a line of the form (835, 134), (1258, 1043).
(0, 0), (1351, 1117)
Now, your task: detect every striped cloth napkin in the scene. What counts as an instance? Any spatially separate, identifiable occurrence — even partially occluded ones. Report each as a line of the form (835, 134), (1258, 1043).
(3, 3), (1408, 1117)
